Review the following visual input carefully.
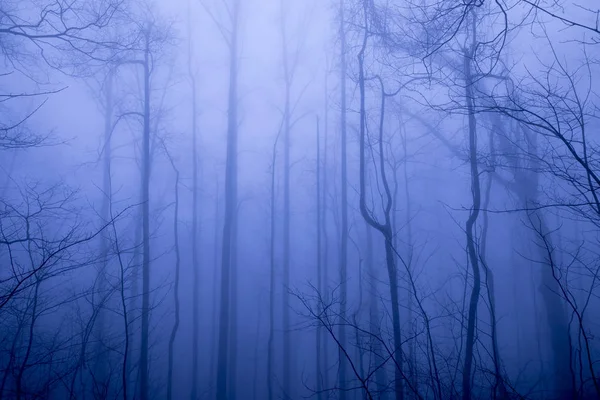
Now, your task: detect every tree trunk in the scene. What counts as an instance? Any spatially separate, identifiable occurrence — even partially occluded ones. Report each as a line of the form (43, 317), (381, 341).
(366, 224), (388, 400)
(216, 2), (240, 398)
(211, 183), (220, 399)
(338, 0), (349, 396)
(189, 10), (201, 397)
(228, 209), (239, 399)
(322, 66), (331, 393)
(279, 1), (293, 395)
(480, 126), (507, 400)
(461, 27), (482, 400)
(357, 23), (404, 398)
(316, 116), (323, 400)
(95, 67), (114, 387)
(267, 126), (280, 400)
(167, 155), (181, 400)
(139, 26), (152, 400)
(399, 122), (417, 393)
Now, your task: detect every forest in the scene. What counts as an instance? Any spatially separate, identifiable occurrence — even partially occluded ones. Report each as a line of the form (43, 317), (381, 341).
(1, 0), (599, 399)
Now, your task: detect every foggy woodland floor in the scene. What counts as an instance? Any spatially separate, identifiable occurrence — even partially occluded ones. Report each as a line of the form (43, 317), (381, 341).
(1, 0), (600, 399)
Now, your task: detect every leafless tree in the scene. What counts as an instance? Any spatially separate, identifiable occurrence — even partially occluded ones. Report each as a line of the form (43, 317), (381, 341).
(199, 0), (242, 398)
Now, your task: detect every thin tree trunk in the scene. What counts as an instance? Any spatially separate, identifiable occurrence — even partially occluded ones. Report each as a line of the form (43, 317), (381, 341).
(106, 167), (130, 400)
(167, 155), (181, 400)
(253, 299), (262, 400)
(117, 235), (130, 400)
(216, 2), (240, 398)
(189, 89), (201, 393)
(228, 208), (239, 399)
(211, 183), (220, 398)
(189, 3), (201, 396)
(267, 127), (280, 400)
(480, 128), (506, 400)
(399, 122), (417, 393)
(366, 223), (388, 400)
(352, 256), (365, 400)
(279, 1), (293, 395)
(95, 68), (114, 387)
(139, 26), (152, 400)
(338, 0), (349, 396)
(129, 197), (142, 394)
(316, 116), (323, 400)
(461, 18), (482, 398)
(357, 20), (405, 397)
(322, 65), (330, 393)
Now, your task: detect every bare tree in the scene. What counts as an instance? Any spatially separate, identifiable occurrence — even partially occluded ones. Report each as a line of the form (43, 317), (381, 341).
(338, 0), (350, 396)
(200, 0), (243, 397)
(315, 115), (324, 400)
(0, 0), (127, 151)
(476, 25), (600, 397)
(356, 7), (406, 397)
(164, 146), (182, 400)
(267, 117), (283, 400)
(280, 1), (294, 393)
(187, 1), (202, 397)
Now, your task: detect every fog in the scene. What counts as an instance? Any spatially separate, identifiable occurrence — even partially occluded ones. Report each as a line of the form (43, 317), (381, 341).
(1, 0), (599, 399)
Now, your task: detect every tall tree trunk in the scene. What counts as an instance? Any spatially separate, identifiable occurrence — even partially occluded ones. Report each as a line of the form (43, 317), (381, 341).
(279, 1), (293, 395)
(167, 154), (181, 400)
(267, 126), (280, 400)
(316, 116), (323, 400)
(95, 67), (114, 386)
(352, 256), (365, 400)
(129, 196), (142, 394)
(399, 122), (417, 392)
(480, 126), (506, 400)
(338, 0), (349, 396)
(461, 19), (482, 398)
(228, 210), (239, 399)
(139, 26), (152, 400)
(189, 3), (201, 396)
(216, 2), (240, 398)
(357, 21), (405, 397)
(252, 299), (262, 400)
(366, 224), (388, 400)
(211, 182), (220, 399)
(321, 64), (330, 393)
(112, 193), (130, 400)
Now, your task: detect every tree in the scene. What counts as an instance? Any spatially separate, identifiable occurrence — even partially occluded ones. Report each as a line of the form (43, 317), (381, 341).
(280, 1), (294, 393)
(187, 1), (202, 397)
(204, 0), (242, 397)
(477, 27), (600, 397)
(315, 115), (324, 400)
(267, 116), (283, 400)
(165, 145), (182, 400)
(338, 0), (349, 396)
(356, 8), (407, 397)
(0, 0), (126, 150)
(106, 11), (172, 398)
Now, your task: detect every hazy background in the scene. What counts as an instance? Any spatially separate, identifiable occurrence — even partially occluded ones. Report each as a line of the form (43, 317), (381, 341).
(1, 0), (599, 399)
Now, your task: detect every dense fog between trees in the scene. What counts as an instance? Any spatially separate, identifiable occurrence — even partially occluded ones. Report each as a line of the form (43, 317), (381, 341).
(1, 0), (599, 399)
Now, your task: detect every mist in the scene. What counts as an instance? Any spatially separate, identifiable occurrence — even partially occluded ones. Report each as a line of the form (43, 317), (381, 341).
(1, 0), (599, 399)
